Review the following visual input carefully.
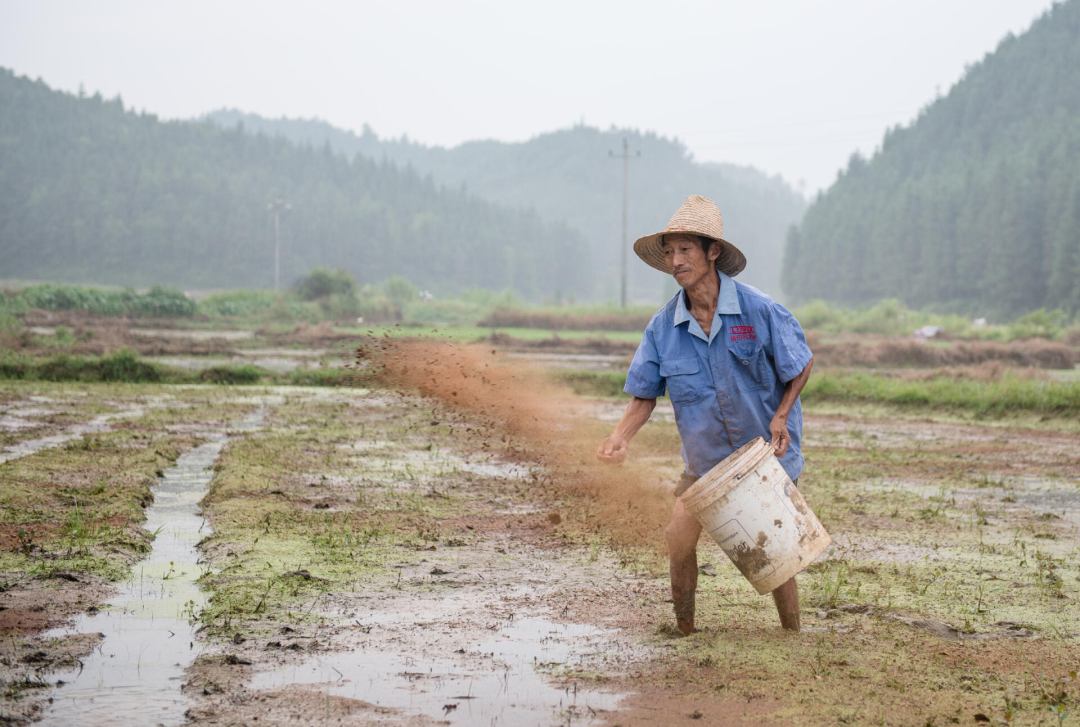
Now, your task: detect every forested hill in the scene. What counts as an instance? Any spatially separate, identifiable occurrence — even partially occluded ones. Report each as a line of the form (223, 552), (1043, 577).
(204, 111), (806, 302)
(782, 0), (1080, 319)
(0, 70), (585, 298)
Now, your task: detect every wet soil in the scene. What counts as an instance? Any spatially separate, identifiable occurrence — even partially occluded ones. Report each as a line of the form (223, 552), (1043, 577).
(0, 363), (1077, 725)
(183, 387), (661, 726)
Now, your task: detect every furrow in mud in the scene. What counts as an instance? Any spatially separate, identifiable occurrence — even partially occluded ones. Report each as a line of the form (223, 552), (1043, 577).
(41, 407), (273, 725)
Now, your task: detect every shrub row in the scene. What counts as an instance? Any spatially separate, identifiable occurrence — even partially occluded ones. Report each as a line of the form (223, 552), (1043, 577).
(17, 284), (196, 317)
(0, 351), (351, 387)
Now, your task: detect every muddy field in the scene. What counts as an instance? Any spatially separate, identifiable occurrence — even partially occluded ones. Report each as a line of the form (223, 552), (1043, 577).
(0, 344), (1077, 726)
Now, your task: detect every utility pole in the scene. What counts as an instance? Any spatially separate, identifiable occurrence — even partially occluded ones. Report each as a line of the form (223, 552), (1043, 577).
(609, 138), (639, 308)
(267, 199), (291, 291)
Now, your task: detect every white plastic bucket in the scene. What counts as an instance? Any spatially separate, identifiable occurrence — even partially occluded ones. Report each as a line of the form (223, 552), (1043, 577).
(680, 437), (831, 594)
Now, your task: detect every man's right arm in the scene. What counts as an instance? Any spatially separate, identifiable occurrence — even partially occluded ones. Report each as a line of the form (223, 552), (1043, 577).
(596, 396), (656, 464)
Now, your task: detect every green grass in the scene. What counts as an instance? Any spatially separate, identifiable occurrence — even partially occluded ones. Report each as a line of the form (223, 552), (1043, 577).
(552, 367), (1080, 417)
(0, 351), (353, 387)
(1, 349), (165, 383)
(805, 369), (1080, 416)
(198, 363), (264, 385)
(554, 370), (630, 398)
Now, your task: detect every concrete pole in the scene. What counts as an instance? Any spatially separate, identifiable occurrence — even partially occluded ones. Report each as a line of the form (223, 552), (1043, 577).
(273, 208), (281, 292)
(621, 138), (628, 309)
(268, 199), (290, 292)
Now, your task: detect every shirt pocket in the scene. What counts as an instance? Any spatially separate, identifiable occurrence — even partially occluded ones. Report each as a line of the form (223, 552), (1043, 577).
(727, 339), (770, 392)
(660, 357), (708, 405)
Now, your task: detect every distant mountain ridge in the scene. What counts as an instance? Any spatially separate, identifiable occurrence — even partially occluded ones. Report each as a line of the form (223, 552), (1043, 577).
(783, 0), (1080, 318)
(203, 111), (806, 303)
(0, 69), (585, 298)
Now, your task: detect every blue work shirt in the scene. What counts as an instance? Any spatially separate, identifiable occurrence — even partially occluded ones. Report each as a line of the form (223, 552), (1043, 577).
(624, 271), (813, 481)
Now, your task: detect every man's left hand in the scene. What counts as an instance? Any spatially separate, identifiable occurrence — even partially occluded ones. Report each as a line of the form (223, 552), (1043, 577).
(769, 414), (790, 457)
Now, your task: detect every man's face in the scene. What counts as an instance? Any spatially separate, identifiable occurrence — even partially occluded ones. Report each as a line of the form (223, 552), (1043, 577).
(661, 234), (719, 289)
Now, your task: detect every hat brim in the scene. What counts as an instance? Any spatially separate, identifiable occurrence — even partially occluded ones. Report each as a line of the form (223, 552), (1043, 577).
(633, 232), (746, 277)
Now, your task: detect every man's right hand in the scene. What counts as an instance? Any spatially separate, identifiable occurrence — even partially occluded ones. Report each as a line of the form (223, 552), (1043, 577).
(596, 434), (628, 464)
(595, 397), (654, 466)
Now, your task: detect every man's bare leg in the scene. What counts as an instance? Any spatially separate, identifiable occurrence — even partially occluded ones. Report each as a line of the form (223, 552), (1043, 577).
(665, 499), (703, 636)
(771, 576), (801, 631)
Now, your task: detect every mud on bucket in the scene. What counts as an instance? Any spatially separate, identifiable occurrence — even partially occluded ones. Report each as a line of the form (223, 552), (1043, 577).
(679, 437), (831, 595)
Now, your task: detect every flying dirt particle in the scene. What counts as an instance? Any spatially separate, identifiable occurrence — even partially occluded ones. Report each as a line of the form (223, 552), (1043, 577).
(548, 512), (562, 525)
(774, 519), (783, 528)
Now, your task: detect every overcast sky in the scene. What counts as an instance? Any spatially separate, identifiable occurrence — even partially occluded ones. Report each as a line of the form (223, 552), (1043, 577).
(0, 0), (1055, 192)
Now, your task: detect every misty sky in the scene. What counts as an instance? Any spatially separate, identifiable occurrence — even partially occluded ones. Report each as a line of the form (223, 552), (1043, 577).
(0, 0), (1055, 192)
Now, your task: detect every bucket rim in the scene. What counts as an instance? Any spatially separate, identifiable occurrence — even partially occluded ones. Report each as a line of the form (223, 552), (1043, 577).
(679, 437), (772, 513)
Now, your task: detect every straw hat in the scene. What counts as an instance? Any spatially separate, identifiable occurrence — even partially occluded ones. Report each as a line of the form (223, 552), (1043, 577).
(633, 195), (746, 277)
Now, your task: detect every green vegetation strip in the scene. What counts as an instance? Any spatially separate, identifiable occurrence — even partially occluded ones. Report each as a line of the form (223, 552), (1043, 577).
(555, 368), (1080, 416)
(0, 425), (195, 580)
(805, 369), (1080, 415)
(0, 350), (352, 387)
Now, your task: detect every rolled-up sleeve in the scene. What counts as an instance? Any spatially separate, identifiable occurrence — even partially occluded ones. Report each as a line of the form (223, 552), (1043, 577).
(624, 327), (665, 399)
(766, 302), (813, 383)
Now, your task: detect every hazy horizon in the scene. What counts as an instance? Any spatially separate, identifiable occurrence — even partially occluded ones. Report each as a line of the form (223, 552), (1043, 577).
(0, 0), (1055, 193)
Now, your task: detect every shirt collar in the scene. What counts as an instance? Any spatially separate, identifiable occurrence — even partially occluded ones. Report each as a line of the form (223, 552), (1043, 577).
(673, 270), (741, 342)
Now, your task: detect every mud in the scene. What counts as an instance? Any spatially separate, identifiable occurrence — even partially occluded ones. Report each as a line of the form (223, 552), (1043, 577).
(181, 385), (660, 726)
(1, 349), (1078, 725)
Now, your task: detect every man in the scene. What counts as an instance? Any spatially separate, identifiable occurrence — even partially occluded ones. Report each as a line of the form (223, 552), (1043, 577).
(596, 195), (814, 634)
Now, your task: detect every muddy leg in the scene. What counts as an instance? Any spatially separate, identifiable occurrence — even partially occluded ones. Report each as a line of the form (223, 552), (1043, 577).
(771, 576), (801, 631)
(666, 499), (703, 636)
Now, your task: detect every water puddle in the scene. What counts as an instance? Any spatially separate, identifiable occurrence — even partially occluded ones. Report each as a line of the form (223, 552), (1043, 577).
(41, 410), (267, 726)
(0, 406), (146, 465)
(252, 618), (626, 725)
(508, 352), (630, 372)
(130, 328), (255, 341)
(148, 354), (348, 373)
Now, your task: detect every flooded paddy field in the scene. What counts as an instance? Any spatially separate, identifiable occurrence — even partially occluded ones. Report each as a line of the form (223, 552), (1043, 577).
(0, 351), (1077, 725)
